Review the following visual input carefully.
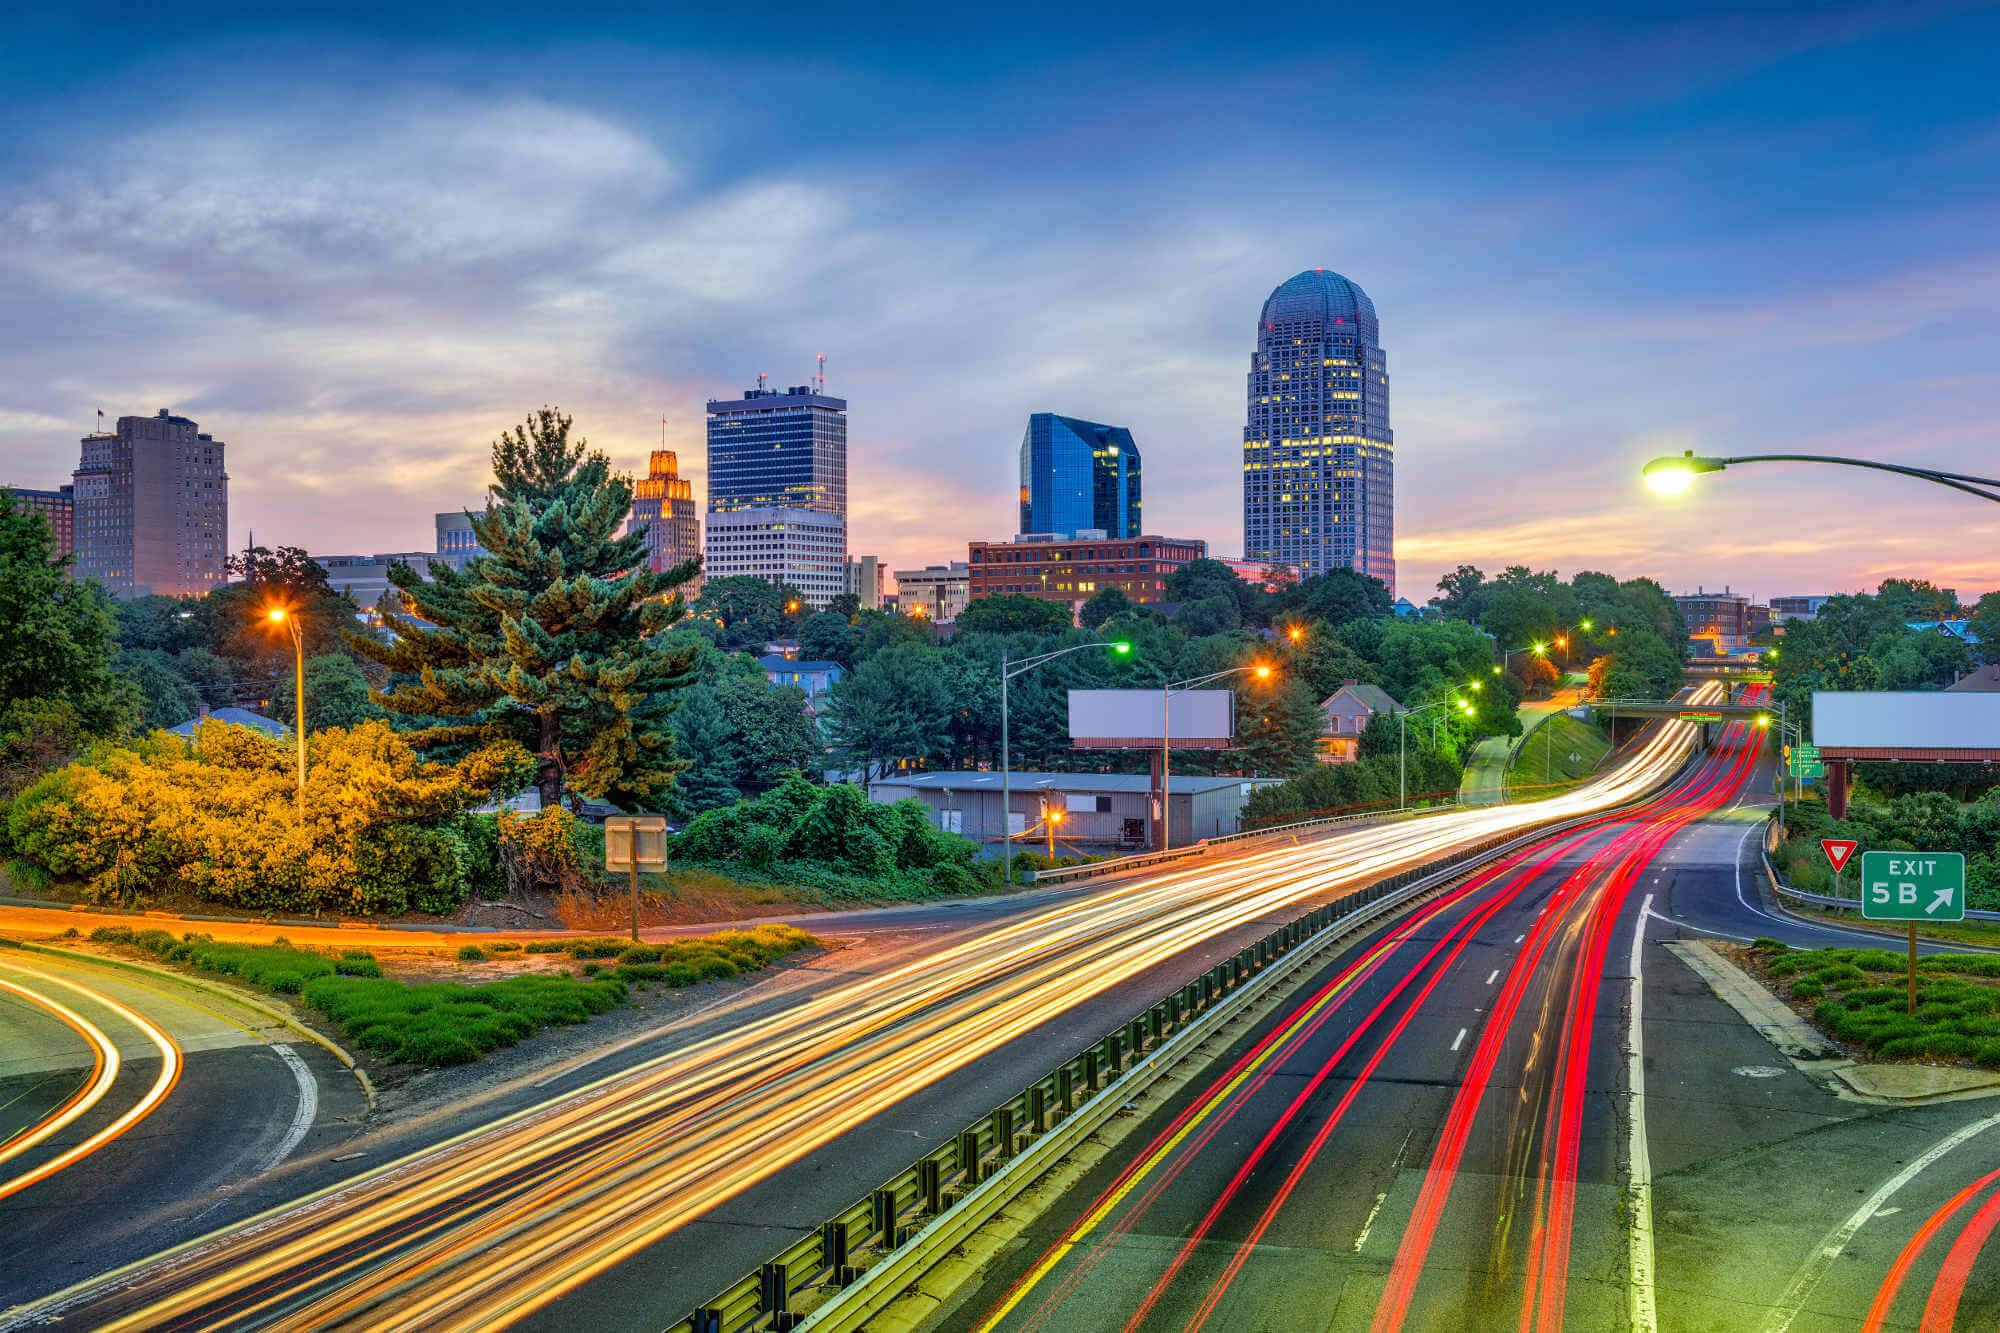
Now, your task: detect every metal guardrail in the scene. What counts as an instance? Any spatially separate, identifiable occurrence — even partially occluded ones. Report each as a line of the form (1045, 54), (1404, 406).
(1028, 798), (1461, 886)
(666, 777), (1685, 1333)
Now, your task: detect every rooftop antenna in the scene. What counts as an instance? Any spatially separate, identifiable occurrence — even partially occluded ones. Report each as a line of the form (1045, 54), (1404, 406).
(817, 354), (826, 394)
(757, 372), (767, 392)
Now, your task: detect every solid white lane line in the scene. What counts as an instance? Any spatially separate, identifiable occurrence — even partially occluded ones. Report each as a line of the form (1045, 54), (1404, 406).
(1644, 907), (1755, 942)
(1626, 892), (1658, 1333)
(254, 1044), (318, 1175)
(1761, 1112), (2000, 1332)
(1449, 1028), (1467, 1052)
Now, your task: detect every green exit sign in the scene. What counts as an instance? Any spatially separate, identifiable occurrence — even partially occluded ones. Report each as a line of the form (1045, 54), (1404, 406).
(1861, 851), (1966, 922)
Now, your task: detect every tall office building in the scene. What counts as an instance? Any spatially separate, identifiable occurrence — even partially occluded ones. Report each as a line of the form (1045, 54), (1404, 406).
(705, 379), (848, 600)
(706, 381), (847, 517)
(4, 484), (75, 560)
(1241, 269), (1394, 592)
(1018, 413), (1141, 539)
(628, 449), (702, 597)
(72, 410), (228, 597)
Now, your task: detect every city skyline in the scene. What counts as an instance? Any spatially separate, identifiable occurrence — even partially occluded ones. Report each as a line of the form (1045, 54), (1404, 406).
(2, 5), (1998, 601)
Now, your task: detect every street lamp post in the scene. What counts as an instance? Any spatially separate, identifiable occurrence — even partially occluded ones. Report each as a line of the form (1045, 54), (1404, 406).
(265, 607), (307, 820)
(1000, 639), (1132, 883)
(1399, 683), (1480, 809)
(1158, 665), (1272, 851)
(1644, 450), (2000, 504)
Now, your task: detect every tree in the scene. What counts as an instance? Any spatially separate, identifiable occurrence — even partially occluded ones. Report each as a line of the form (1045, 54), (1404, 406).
(954, 594), (1073, 636)
(116, 649), (201, 730)
(823, 642), (956, 780)
(1079, 586), (1133, 630)
(1281, 621), (1379, 701)
(1875, 578), (1958, 623)
(270, 654), (384, 732)
(798, 611), (864, 668)
(1233, 677), (1323, 778)
(667, 686), (740, 814)
(173, 647), (239, 709)
(691, 575), (792, 653)
(350, 407), (702, 810)
(0, 491), (136, 740)
(1970, 591), (2000, 666)
(714, 673), (824, 792)
(1590, 629), (1684, 700)
(114, 595), (205, 653)
(1174, 594), (1240, 637)
(828, 592), (862, 618)
(1280, 568), (1393, 628)
(1430, 564), (1488, 620)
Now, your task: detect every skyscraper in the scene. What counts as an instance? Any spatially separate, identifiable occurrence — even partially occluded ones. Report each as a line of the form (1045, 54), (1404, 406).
(72, 410), (229, 597)
(704, 379), (848, 606)
(3, 484), (74, 560)
(1241, 269), (1394, 591)
(705, 381), (847, 517)
(628, 449), (702, 597)
(1018, 413), (1141, 539)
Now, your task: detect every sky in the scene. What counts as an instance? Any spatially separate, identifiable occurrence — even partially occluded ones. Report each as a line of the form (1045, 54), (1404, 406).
(3, 2), (1998, 605)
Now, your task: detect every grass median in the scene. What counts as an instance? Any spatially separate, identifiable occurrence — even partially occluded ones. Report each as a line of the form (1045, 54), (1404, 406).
(84, 923), (818, 1068)
(1748, 939), (2000, 1065)
(1505, 714), (1611, 802)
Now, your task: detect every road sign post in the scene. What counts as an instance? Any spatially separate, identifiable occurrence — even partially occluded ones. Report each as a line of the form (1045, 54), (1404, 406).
(1822, 839), (1858, 900)
(1860, 850), (1966, 1014)
(605, 815), (670, 942)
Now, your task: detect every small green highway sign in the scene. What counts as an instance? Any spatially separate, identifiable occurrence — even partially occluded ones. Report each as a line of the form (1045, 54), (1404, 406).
(1861, 851), (1966, 922)
(1786, 743), (1824, 779)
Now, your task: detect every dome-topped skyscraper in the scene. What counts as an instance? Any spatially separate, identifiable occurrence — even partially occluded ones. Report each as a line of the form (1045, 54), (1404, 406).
(1242, 268), (1394, 591)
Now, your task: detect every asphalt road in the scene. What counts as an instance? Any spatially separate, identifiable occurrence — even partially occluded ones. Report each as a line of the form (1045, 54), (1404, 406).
(938, 702), (2000, 1332)
(1, 693), (1723, 1331)
(0, 947), (363, 1308)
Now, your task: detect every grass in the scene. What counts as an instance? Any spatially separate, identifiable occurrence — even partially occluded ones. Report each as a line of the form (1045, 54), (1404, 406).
(1796, 910), (2000, 951)
(85, 922), (819, 1068)
(1749, 940), (2000, 1066)
(1506, 714), (1611, 802)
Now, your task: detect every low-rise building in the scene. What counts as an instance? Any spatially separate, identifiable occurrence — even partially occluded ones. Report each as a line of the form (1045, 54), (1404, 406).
(894, 561), (971, 622)
(757, 655), (844, 701)
(315, 552), (437, 609)
(867, 770), (1280, 854)
(845, 555), (885, 611)
(434, 511), (490, 571)
(1674, 586), (1751, 651)
(967, 533), (1206, 620)
(1317, 681), (1404, 763)
(1769, 594), (1832, 624)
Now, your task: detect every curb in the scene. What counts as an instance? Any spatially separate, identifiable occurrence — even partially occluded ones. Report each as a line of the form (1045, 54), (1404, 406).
(0, 939), (376, 1111)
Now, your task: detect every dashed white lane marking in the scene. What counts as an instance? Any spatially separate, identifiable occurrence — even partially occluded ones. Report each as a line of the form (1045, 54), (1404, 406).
(1485, 970), (1499, 985)
(253, 1044), (318, 1175)
(1514, 935), (1525, 944)
(1449, 1028), (1467, 1052)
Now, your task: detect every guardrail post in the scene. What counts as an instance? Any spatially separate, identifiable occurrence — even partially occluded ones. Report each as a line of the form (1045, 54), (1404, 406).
(994, 1106), (1017, 1158)
(1083, 1049), (1100, 1093)
(1058, 1065), (1075, 1114)
(919, 1157), (943, 1215)
(871, 1187), (898, 1243)
(1103, 1033), (1123, 1076)
(822, 1220), (852, 1285)
(958, 1129), (982, 1185)
(691, 1311), (722, 1333)
(759, 1261), (789, 1319)
(1130, 1017), (1148, 1057)
(1029, 1085), (1048, 1134)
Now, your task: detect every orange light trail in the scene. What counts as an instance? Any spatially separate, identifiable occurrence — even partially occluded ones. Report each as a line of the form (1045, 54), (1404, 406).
(24, 690), (1721, 1333)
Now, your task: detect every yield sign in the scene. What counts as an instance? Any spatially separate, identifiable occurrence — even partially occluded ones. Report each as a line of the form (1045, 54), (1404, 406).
(1822, 839), (1859, 873)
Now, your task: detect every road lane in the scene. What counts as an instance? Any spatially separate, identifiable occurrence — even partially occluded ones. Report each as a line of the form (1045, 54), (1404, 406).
(2, 689), (1727, 1331)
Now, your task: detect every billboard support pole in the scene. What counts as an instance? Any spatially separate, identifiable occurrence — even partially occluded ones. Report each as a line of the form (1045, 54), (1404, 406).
(1001, 648), (1012, 883)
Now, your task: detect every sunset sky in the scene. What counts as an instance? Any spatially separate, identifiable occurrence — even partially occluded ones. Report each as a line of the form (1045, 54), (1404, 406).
(4, 3), (1997, 603)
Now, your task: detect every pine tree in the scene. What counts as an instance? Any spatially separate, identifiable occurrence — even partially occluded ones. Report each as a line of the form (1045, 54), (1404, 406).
(349, 407), (702, 810)
(670, 686), (740, 814)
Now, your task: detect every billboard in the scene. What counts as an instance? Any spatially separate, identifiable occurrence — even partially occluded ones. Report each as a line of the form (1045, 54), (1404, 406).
(1069, 688), (1233, 750)
(1813, 691), (2000, 752)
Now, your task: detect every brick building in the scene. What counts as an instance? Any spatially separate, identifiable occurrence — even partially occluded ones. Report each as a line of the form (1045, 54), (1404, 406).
(968, 533), (1206, 619)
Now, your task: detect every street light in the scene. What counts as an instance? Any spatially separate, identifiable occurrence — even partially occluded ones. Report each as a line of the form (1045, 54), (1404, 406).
(1159, 664), (1274, 850)
(1000, 640), (1132, 883)
(1399, 682), (1480, 810)
(1644, 449), (2000, 504)
(263, 606), (307, 820)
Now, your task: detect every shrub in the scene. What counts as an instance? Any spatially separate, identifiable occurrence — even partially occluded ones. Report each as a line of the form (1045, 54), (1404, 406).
(565, 937), (627, 960)
(1789, 979), (1824, 999)
(523, 941), (567, 954)
(618, 944), (662, 964)
(457, 944), (488, 962)
(1752, 937), (1791, 953)
(489, 941), (522, 952)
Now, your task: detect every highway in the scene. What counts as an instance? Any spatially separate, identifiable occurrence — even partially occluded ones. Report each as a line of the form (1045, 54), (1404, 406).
(940, 696), (2000, 1332)
(1, 687), (1725, 1332)
(0, 947), (361, 1305)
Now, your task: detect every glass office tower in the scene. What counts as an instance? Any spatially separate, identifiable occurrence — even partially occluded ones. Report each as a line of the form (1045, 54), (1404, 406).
(1241, 269), (1394, 592)
(706, 383), (847, 517)
(1017, 413), (1141, 538)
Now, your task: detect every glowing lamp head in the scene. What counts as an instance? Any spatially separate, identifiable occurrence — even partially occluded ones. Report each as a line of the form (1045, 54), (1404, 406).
(265, 607), (287, 623)
(1642, 450), (1725, 496)
(1555, 637), (1568, 649)
(1492, 665), (1503, 675)
(1533, 642), (1546, 654)
(1254, 665), (1272, 679)
(1580, 620), (1592, 631)
(1113, 641), (1132, 654)
(1756, 715), (1772, 728)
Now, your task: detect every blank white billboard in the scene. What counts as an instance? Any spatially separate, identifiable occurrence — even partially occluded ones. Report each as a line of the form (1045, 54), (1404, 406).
(1069, 688), (1233, 747)
(1813, 691), (2000, 750)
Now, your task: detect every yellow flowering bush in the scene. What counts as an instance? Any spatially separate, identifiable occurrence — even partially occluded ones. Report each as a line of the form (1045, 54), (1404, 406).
(5, 720), (530, 914)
